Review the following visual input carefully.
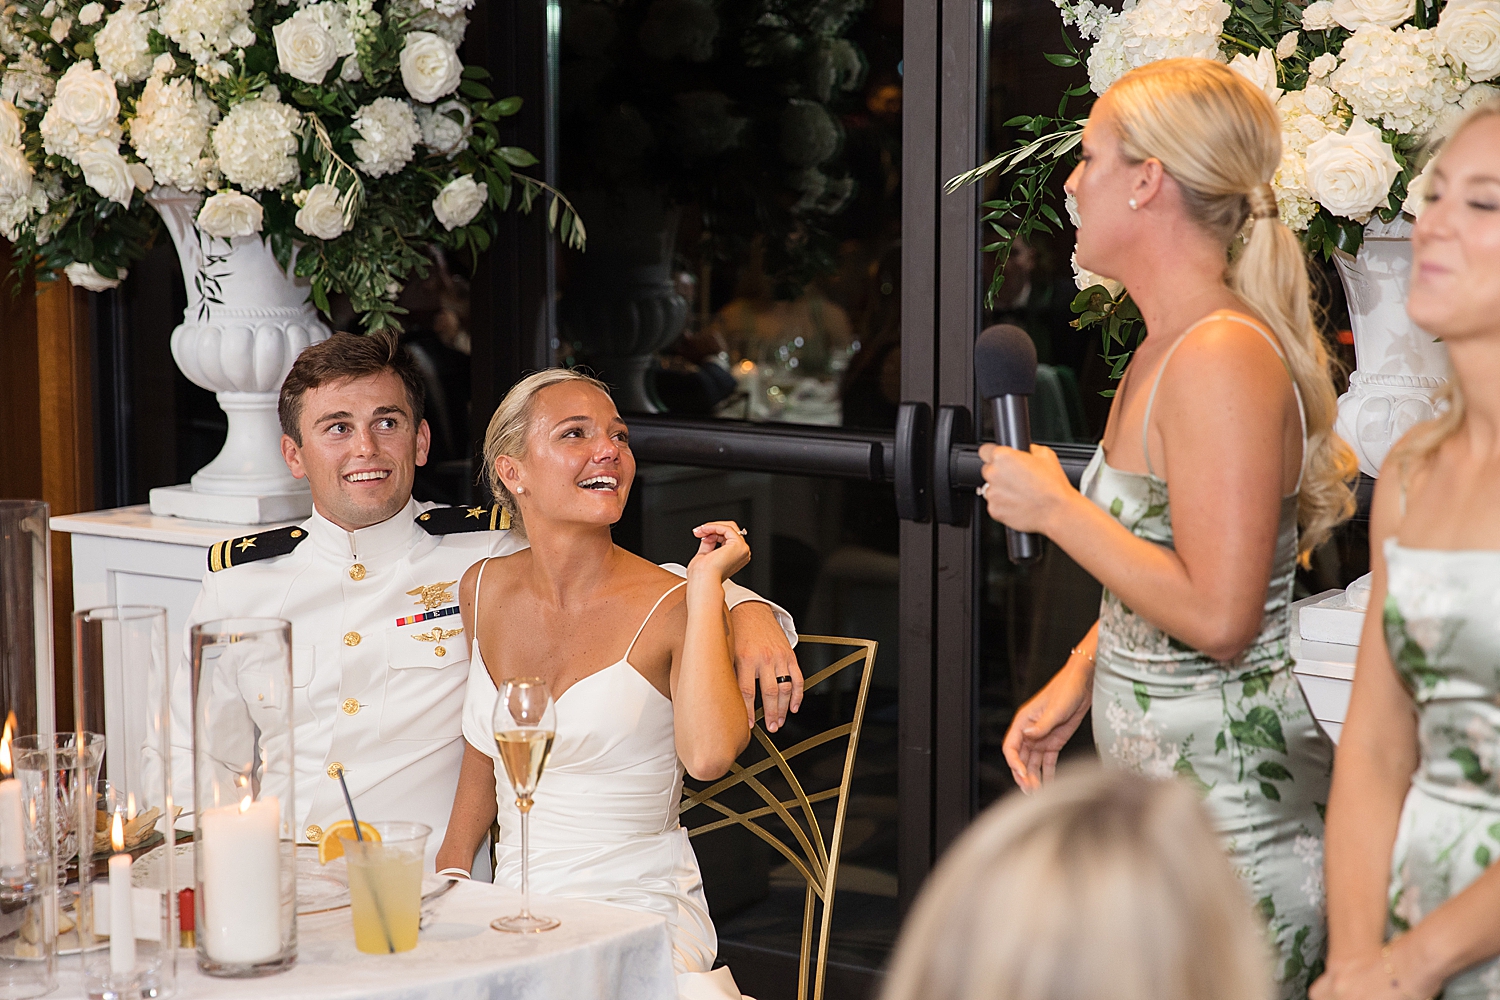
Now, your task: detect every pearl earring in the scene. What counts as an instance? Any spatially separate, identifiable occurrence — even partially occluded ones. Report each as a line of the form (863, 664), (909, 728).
(1128, 198), (1138, 210)
(514, 486), (524, 494)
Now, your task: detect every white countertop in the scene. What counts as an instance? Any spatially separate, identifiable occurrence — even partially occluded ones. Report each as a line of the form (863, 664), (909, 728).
(50, 506), (299, 546)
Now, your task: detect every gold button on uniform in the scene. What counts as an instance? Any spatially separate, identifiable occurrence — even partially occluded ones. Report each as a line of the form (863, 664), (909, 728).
(341, 698), (361, 715)
(327, 762), (345, 778)
(305, 824), (323, 843)
(344, 631), (361, 647)
(434, 646), (447, 657)
(349, 563), (366, 581)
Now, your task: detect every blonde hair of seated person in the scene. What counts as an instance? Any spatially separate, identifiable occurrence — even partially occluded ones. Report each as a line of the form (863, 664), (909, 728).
(880, 767), (1273, 1000)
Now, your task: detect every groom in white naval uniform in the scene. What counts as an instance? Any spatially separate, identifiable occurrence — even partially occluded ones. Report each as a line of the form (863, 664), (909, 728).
(170, 332), (800, 863)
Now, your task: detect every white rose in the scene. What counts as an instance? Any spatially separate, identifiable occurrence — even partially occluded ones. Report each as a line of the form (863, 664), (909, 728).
(1303, 82), (1336, 116)
(0, 100), (21, 147)
(1435, 0), (1500, 81)
(1331, 0), (1415, 30)
(0, 144), (32, 202)
(78, 141), (135, 206)
(1277, 31), (1300, 59)
(294, 182), (346, 238)
(1070, 251), (1123, 296)
(50, 16), (72, 42)
(432, 173), (486, 230)
(1305, 118), (1402, 219)
(1308, 52), (1338, 77)
(64, 261), (125, 291)
(79, 2), (103, 23)
(196, 190), (263, 237)
(273, 9), (339, 84)
(52, 61), (119, 134)
(399, 31), (462, 103)
(96, 3), (159, 84)
(1303, 0), (1339, 28)
(128, 161), (154, 191)
(1229, 47), (1283, 102)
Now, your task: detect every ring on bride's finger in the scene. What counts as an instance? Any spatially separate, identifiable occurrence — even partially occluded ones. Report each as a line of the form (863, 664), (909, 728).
(775, 675), (793, 684)
(976, 483), (989, 497)
(737, 528), (748, 536)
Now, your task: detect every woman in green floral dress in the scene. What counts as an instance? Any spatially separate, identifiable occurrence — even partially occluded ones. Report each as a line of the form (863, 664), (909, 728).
(978, 60), (1356, 1000)
(1314, 100), (1500, 1000)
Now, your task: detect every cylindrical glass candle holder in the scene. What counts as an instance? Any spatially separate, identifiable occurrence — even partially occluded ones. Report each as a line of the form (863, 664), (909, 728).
(73, 606), (178, 1000)
(0, 499), (59, 1000)
(190, 619), (296, 977)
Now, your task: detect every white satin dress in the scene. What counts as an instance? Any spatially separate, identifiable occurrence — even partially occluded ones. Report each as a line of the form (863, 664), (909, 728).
(461, 570), (744, 1000)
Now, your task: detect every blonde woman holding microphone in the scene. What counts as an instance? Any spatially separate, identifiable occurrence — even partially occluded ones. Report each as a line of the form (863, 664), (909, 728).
(979, 58), (1356, 999)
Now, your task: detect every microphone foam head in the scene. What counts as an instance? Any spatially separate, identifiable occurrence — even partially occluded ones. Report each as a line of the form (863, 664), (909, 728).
(975, 324), (1038, 398)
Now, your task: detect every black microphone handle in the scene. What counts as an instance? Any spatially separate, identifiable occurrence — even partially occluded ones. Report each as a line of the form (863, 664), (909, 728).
(991, 395), (1043, 565)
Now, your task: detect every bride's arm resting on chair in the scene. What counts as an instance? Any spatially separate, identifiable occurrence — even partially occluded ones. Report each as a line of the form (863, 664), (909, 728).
(674, 520), (754, 780)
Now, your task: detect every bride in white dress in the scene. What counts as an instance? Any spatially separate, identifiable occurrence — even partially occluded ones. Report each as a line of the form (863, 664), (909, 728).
(434, 368), (752, 999)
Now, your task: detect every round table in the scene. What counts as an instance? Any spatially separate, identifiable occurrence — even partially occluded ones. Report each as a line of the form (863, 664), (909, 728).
(56, 881), (676, 1000)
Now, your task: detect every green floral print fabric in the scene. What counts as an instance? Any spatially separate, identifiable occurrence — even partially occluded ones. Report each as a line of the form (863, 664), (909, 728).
(1384, 539), (1500, 999)
(1082, 446), (1334, 1000)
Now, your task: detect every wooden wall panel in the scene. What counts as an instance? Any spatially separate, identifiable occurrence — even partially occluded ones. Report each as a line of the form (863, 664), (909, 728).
(0, 260), (94, 730)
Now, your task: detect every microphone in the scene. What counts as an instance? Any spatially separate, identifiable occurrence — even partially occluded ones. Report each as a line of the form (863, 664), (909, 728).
(975, 324), (1042, 565)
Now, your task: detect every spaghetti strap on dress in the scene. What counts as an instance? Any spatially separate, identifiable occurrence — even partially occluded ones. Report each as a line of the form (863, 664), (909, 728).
(1083, 310), (1332, 1000)
(462, 570), (744, 999)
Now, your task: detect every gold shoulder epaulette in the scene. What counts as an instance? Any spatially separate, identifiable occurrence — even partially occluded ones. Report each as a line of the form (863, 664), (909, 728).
(417, 504), (512, 534)
(207, 525), (308, 573)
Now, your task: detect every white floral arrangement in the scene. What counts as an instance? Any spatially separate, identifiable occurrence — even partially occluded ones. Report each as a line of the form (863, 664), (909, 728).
(0, 0), (583, 328)
(954, 0), (1500, 290)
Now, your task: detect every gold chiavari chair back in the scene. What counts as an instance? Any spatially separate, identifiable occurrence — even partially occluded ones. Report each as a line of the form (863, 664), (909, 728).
(679, 634), (878, 1000)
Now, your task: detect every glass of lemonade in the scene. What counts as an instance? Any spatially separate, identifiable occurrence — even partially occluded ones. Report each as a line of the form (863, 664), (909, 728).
(343, 822), (430, 954)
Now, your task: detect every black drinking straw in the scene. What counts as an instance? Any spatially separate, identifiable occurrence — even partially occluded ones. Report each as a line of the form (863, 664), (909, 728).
(334, 766), (395, 954)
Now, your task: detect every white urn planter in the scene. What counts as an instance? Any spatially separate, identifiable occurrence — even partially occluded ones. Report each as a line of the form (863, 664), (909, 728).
(1333, 215), (1452, 478)
(145, 187), (331, 524)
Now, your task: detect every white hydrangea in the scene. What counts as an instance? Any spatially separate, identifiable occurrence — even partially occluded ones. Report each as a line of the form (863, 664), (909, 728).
(1, 53), (55, 109)
(1085, 0), (1231, 95)
(1435, 0), (1500, 82)
(211, 95), (301, 191)
(1330, 26), (1464, 135)
(0, 165), (48, 242)
(414, 98), (470, 156)
(388, 0), (466, 46)
(0, 99), (20, 147)
(1230, 47), (1284, 102)
(351, 96), (420, 177)
(130, 71), (219, 190)
(95, 2), (159, 85)
(0, 141), (32, 202)
(159, 0), (255, 65)
(411, 0), (473, 19)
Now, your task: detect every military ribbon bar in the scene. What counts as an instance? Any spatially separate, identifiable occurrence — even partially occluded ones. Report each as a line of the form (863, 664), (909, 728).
(394, 605), (462, 628)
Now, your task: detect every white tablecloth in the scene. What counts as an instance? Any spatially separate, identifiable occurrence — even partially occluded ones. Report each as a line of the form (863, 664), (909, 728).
(55, 881), (676, 1000)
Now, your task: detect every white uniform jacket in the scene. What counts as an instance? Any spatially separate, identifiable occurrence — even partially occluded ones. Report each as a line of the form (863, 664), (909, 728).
(165, 498), (794, 860)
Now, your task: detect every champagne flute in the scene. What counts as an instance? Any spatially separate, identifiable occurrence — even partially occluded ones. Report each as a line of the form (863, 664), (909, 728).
(490, 677), (560, 933)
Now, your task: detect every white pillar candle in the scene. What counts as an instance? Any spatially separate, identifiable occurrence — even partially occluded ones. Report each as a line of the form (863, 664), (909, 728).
(109, 852), (136, 975)
(0, 779), (25, 867)
(199, 796), (282, 964)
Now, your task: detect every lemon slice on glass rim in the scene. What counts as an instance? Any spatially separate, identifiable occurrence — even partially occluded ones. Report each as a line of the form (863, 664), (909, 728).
(317, 820), (381, 865)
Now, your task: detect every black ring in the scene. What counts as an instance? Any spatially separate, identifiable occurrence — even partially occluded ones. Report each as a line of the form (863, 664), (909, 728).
(775, 675), (793, 684)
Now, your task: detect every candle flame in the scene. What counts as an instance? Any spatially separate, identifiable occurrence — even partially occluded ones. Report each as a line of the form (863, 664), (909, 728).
(238, 795), (252, 815)
(110, 811), (125, 853)
(0, 712), (14, 777)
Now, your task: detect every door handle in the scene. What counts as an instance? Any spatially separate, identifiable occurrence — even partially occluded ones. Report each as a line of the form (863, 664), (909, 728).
(933, 405), (973, 527)
(894, 402), (931, 522)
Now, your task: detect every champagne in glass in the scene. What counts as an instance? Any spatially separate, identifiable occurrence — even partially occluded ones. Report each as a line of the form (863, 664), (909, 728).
(490, 677), (560, 933)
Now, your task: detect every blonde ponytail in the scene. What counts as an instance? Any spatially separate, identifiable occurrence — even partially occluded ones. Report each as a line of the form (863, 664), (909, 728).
(1106, 58), (1357, 556)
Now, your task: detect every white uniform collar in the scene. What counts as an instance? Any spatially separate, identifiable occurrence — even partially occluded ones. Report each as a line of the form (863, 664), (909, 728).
(304, 497), (424, 563)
